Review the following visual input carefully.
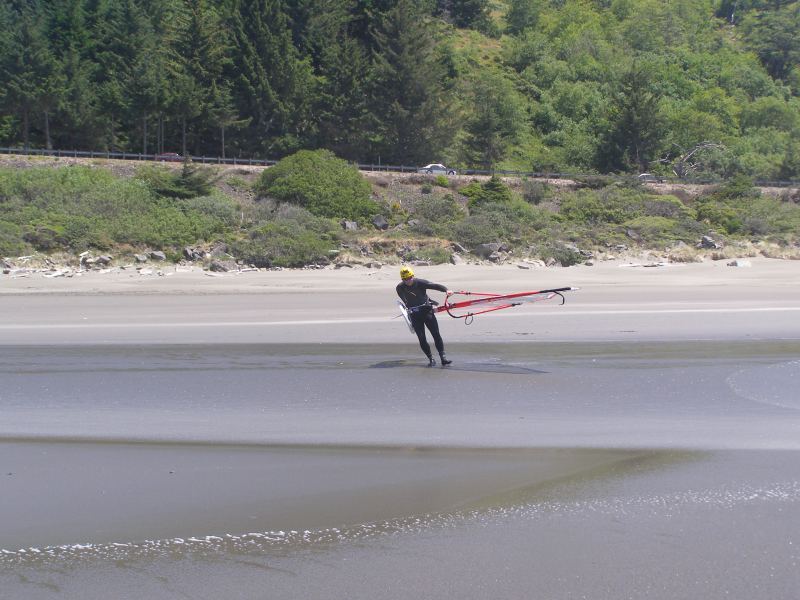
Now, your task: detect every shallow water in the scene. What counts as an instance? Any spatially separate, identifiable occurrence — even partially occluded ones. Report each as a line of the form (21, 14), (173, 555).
(2, 341), (799, 598)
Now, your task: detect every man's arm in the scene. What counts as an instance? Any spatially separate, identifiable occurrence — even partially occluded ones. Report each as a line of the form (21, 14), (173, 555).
(422, 281), (448, 294)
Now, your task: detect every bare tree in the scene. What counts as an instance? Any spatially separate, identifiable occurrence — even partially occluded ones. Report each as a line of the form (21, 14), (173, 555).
(657, 142), (725, 178)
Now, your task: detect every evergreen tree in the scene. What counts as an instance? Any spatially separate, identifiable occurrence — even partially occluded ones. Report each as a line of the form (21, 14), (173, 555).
(86, 0), (152, 151)
(505, 0), (543, 35)
(169, 0), (234, 155)
(226, 0), (315, 156)
(741, 3), (800, 81)
(436, 0), (494, 34)
(598, 63), (665, 173)
(301, 0), (371, 159)
(368, 0), (455, 164)
(0, 4), (62, 148)
(461, 72), (526, 168)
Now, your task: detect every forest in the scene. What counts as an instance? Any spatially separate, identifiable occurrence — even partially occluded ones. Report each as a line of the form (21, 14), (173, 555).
(1, 0), (799, 180)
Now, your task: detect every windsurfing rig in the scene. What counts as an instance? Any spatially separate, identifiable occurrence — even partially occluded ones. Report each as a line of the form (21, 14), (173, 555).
(436, 287), (577, 324)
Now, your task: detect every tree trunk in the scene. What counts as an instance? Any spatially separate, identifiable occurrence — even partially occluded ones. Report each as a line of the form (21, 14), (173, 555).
(158, 113), (164, 153)
(221, 125), (226, 159)
(109, 115), (115, 152)
(44, 111), (52, 150)
(181, 117), (187, 156)
(22, 109), (30, 150)
(143, 113), (148, 155)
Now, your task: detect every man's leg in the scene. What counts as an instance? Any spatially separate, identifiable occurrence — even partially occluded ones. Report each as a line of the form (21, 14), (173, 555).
(425, 313), (451, 365)
(412, 314), (435, 365)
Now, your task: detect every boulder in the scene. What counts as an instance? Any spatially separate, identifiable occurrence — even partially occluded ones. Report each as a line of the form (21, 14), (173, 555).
(210, 260), (238, 272)
(699, 235), (721, 250)
(150, 251), (167, 261)
(134, 254), (149, 263)
(473, 242), (502, 259)
(341, 220), (358, 231)
(450, 253), (464, 265)
(372, 215), (389, 230)
(96, 255), (112, 266)
(183, 247), (204, 261)
(209, 243), (230, 257)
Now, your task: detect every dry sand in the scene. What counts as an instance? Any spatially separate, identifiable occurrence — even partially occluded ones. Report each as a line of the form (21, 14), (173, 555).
(1, 257), (798, 344)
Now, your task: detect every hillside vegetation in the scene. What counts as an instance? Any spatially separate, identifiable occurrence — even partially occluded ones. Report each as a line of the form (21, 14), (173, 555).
(1, 0), (799, 181)
(1, 154), (798, 270)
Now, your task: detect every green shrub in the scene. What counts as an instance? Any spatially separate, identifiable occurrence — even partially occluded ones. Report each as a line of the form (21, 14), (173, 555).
(434, 175), (449, 188)
(540, 243), (584, 266)
(694, 202), (743, 234)
(404, 244), (452, 264)
(229, 203), (341, 268)
(0, 166), (234, 252)
(622, 215), (677, 244)
(225, 176), (250, 190)
(411, 194), (463, 223)
(452, 213), (506, 247)
(135, 163), (218, 199)
(521, 179), (550, 204)
(255, 149), (376, 220)
(0, 220), (27, 256)
(179, 194), (240, 226)
(231, 222), (337, 268)
(461, 175), (514, 209)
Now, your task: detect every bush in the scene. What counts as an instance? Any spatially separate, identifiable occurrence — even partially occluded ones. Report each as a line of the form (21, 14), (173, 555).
(540, 243), (584, 266)
(179, 194), (241, 226)
(255, 149), (377, 220)
(404, 244), (452, 264)
(410, 194), (463, 223)
(560, 186), (683, 225)
(434, 175), (449, 188)
(460, 175), (514, 209)
(0, 166), (234, 252)
(135, 163), (218, 199)
(521, 179), (550, 204)
(229, 203), (341, 268)
(0, 220), (27, 256)
(452, 213), (507, 248)
(622, 215), (677, 244)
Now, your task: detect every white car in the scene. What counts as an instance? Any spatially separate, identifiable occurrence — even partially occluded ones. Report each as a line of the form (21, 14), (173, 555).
(417, 163), (456, 175)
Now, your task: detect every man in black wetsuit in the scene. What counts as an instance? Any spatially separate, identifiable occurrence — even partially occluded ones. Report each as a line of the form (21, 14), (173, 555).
(396, 266), (452, 367)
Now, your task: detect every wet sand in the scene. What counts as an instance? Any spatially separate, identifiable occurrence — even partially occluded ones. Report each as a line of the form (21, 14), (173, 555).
(1, 259), (799, 598)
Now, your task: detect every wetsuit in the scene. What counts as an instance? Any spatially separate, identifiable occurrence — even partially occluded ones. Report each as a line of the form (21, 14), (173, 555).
(396, 278), (447, 360)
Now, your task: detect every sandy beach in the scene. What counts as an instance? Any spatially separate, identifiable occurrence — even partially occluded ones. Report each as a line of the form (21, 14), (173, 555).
(1, 256), (799, 344)
(1, 258), (799, 599)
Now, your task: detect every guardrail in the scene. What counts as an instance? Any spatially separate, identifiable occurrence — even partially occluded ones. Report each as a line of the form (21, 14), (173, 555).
(1, 147), (798, 188)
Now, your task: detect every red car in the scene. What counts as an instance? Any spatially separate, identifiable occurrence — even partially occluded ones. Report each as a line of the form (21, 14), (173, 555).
(155, 152), (183, 162)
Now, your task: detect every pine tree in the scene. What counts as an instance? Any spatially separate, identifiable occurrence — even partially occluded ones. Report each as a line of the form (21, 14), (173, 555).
(226, 0), (315, 156)
(85, 0), (154, 151)
(0, 4), (62, 149)
(598, 63), (665, 173)
(169, 0), (234, 155)
(368, 0), (455, 164)
(300, 0), (371, 160)
(461, 72), (525, 168)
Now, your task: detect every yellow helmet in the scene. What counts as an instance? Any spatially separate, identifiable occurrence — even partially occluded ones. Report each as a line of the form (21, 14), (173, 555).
(400, 266), (414, 280)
